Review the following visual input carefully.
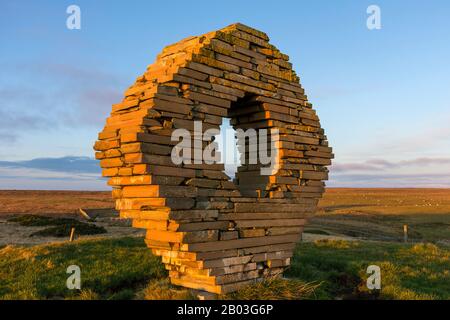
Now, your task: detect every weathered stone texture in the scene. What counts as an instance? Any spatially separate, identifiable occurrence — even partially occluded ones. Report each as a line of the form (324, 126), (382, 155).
(94, 23), (333, 294)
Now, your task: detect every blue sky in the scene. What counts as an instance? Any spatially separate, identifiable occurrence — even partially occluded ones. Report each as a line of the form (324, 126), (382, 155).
(0, 0), (449, 189)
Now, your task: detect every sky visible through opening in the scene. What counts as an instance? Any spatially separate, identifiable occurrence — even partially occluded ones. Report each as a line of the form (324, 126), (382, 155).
(217, 119), (241, 180)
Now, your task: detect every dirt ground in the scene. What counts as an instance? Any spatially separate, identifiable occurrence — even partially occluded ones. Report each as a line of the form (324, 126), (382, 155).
(1, 188), (449, 246)
(0, 217), (145, 246)
(309, 188), (450, 244)
(0, 190), (144, 246)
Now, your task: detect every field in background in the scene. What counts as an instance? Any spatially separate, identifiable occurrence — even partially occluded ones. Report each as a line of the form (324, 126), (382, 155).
(0, 190), (113, 216)
(0, 188), (449, 299)
(309, 188), (450, 244)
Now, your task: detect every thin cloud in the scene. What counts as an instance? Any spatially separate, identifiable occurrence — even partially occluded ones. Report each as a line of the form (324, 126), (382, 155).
(332, 162), (380, 172)
(0, 156), (101, 174)
(0, 157), (106, 191)
(0, 132), (18, 143)
(373, 117), (450, 154)
(330, 157), (450, 188)
(332, 157), (450, 173)
(328, 172), (450, 188)
(72, 88), (121, 126)
(0, 109), (52, 130)
(0, 62), (124, 141)
(0, 108), (54, 143)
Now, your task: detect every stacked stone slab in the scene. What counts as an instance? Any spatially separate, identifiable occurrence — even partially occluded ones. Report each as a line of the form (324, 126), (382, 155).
(94, 23), (333, 294)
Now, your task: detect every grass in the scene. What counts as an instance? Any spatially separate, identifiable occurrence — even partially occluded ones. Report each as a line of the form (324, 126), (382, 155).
(310, 188), (450, 243)
(0, 190), (113, 215)
(1, 189), (448, 299)
(30, 224), (106, 237)
(138, 279), (196, 300)
(286, 240), (450, 300)
(8, 214), (107, 237)
(0, 237), (164, 299)
(222, 278), (321, 300)
(1, 236), (448, 300)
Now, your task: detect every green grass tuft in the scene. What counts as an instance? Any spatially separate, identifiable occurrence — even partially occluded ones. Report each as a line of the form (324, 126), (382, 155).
(287, 240), (450, 300)
(8, 214), (107, 237)
(222, 278), (320, 300)
(0, 237), (165, 300)
(303, 229), (330, 235)
(138, 279), (196, 300)
(9, 215), (75, 227)
(1, 237), (449, 300)
(30, 224), (106, 237)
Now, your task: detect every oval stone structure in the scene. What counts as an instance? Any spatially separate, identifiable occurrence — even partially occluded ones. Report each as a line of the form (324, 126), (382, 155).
(94, 23), (333, 294)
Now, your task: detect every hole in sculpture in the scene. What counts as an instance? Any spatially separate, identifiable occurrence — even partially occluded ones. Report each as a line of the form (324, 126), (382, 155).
(215, 94), (276, 197)
(217, 118), (240, 181)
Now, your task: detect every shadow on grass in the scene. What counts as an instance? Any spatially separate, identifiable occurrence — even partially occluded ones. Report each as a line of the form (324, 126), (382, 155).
(8, 214), (106, 237)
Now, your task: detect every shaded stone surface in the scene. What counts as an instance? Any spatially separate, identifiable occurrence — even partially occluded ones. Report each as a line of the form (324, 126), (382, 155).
(94, 23), (333, 294)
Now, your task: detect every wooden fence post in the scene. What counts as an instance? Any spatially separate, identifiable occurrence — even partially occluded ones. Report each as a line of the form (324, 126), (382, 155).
(69, 227), (76, 242)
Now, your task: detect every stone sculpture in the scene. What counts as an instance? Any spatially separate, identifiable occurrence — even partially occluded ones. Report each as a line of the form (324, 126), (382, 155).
(94, 23), (333, 294)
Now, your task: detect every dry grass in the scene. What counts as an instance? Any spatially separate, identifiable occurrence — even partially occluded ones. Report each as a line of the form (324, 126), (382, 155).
(0, 190), (114, 216)
(138, 277), (320, 300)
(222, 277), (321, 300)
(138, 279), (196, 300)
(309, 188), (450, 242)
(319, 189), (450, 215)
(7, 214), (107, 237)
